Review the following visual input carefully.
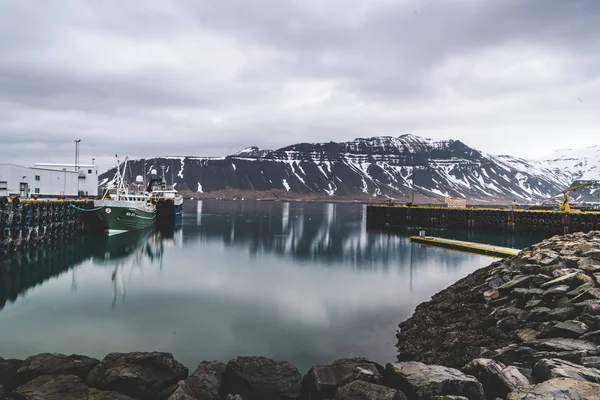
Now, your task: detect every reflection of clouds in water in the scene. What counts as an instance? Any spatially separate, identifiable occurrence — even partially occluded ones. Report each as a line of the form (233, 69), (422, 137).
(0, 200), (510, 373)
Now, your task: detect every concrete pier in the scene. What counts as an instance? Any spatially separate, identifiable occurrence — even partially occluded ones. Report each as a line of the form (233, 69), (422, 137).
(410, 236), (521, 257)
(367, 204), (600, 234)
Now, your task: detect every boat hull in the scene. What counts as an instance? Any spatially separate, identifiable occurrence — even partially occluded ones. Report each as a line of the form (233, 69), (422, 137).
(156, 197), (183, 226)
(91, 201), (156, 235)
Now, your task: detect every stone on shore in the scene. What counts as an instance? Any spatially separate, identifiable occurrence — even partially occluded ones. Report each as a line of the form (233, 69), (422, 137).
(302, 357), (384, 400)
(506, 377), (600, 399)
(220, 356), (302, 400)
(462, 358), (529, 399)
(168, 361), (226, 400)
(537, 320), (590, 339)
(15, 353), (99, 387)
(85, 352), (188, 400)
(334, 380), (408, 400)
(532, 358), (600, 383)
(384, 362), (485, 400)
(0, 357), (22, 397)
(8, 374), (135, 400)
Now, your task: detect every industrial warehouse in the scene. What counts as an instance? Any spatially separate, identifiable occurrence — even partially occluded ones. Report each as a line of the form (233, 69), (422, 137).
(0, 163), (98, 199)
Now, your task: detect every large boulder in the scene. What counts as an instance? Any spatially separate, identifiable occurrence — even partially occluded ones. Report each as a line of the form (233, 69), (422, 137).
(537, 320), (590, 339)
(532, 358), (600, 383)
(220, 356), (302, 400)
(462, 358), (530, 399)
(0, 357), (22, 397)
(334, 380), (408, 400)
(14, 353), (99, 387)
(506, 377), (600, 399)
(384, 362), (485, 400)
(302, 358), (384, 400)
(527, 338), (598, 354)
(168, 360), (225, 400)
(85, 352), (188, 400)
(7, 374), (135, 400)
(580, 330), (600, 344)
(169, 361), (225, 400)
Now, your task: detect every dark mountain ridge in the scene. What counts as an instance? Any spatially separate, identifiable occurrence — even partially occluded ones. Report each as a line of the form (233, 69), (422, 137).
(99, 134), (599, 203)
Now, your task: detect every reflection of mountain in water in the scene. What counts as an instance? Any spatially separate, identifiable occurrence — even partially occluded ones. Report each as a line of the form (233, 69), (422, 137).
(182, 200), (512, 269)
(0, 227), (181, 311)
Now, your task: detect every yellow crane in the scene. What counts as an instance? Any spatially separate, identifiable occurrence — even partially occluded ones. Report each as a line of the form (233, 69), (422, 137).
(559, 180), (597, 213)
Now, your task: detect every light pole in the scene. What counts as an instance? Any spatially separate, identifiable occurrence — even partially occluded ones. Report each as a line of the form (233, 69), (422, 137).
(74, 139), (81, 171)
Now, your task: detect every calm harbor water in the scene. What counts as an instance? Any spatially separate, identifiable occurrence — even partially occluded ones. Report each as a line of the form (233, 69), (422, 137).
(0, 200), (547, 372)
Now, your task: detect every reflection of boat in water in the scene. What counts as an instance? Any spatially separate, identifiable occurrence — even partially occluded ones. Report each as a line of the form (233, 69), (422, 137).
(88, 226), (181, 308)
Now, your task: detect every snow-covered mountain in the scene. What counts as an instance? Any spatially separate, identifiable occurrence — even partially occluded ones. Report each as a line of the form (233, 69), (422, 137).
(98, 134), (600, 203)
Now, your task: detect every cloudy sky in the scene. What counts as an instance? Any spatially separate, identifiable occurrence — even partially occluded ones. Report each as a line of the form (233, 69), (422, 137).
(1, 0), (599, 171)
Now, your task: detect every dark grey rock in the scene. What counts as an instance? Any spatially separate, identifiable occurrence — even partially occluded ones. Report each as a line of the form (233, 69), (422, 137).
(524, 299), (542, 309)
(529, 274), (552, 289)
(498, 276), (535, 296)
(581, 264), (600, 273)
(579, 314), (600, 331)
(384, 362), (485, 400)
(550, 268), (580, 278)
(462, 358), (530, 399)
(546, 307), (579, 322)
(583, 249), (600, 261)
(537, 321), (590, 339)
(15, 353), (99, 388)
(431, 397), (469, 400)
(221, 356), (302, 400)
(226, 395), (243, 400)
(527, 338), (598, 354)
(582, 356), (600, 369)
(486, 277), (505, 289)
(526, 307), (552, 322)
(516, 329), (538, 343)
(303, 358), (384, 400)
(85, 352), (188, 400)
(485, 346), (536, 368)
(541, 272), (593, 290)
(533, 358), (600, 383)
(541, 285), (569, 303)
(334, 380), (408, 400)
(168, 360), (225, 400)
(567, 283), (596, 298)
(494, 307), (524, 320)
(8, 374), (135, 400)
(572, 288), (600, 303)
(512, 288), (544, 301)
(582, 301), (600, 315)
(0, 357), (22, 397)
(580, 330), (600, 344)
(506, 377), (600, 399)
(497, 317), (518, 333)
(532, 351), (587, 364)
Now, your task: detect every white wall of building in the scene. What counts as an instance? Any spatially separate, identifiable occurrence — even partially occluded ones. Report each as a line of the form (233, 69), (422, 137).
(0, 163), (98, 198)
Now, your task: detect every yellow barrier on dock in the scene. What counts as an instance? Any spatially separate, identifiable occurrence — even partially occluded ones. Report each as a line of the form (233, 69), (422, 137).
(410, 236), (521, 258)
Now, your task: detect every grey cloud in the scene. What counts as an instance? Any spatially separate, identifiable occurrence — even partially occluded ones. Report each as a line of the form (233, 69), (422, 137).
(1, 0), (599, 171)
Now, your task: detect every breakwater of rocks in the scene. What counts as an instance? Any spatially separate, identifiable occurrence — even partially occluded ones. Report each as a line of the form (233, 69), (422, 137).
(3, 231), (600, 399)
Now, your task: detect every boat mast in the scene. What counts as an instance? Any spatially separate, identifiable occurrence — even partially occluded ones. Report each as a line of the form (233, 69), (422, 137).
(118, 155), (129, 201)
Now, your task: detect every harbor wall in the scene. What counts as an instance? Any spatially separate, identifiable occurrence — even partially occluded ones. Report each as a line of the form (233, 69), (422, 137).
(366, 204), (600, 234)
(0, 199), (94, 256)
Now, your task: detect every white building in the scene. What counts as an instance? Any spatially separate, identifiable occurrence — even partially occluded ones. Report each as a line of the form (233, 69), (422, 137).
(0, 163), (98, 198)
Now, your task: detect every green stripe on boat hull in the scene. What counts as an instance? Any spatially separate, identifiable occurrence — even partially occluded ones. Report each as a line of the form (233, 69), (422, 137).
(92, 205), (156, 235)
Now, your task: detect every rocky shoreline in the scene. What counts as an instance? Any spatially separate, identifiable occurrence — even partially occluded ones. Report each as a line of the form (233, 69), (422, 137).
(2, 231), (600, 399)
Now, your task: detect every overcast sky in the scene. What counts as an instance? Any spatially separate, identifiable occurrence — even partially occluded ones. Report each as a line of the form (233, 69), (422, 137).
(1, 0), (599, 171)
